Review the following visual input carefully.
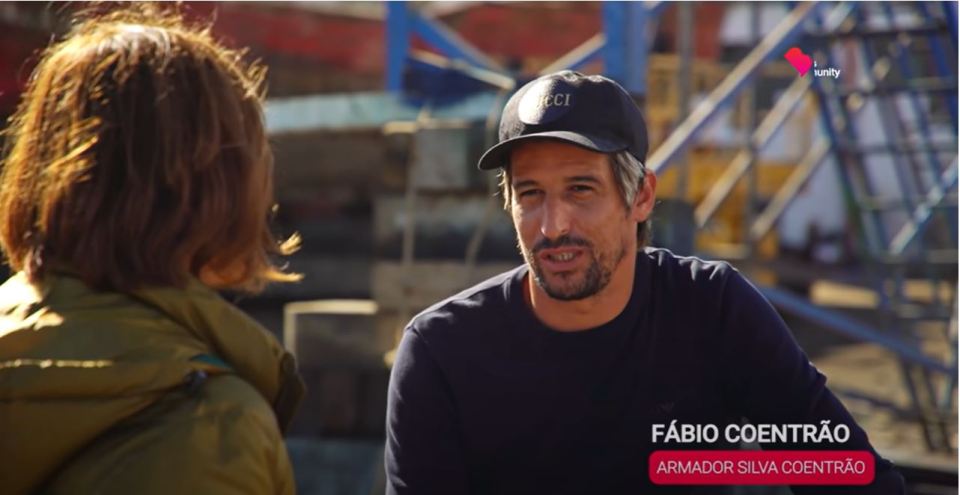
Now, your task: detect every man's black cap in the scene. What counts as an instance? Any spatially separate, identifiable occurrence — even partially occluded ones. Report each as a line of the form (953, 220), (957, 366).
(477, 70), (649, 170)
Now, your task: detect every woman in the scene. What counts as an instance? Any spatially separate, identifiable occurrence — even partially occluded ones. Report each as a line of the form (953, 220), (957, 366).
(0, 5), (304, 494)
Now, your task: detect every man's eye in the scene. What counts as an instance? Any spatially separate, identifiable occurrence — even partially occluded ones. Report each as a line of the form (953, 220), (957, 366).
(518, 190), (541, 198)
(570, 185), (594, 193)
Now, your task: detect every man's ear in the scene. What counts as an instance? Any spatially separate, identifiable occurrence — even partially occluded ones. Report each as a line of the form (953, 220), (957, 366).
(630, 170), (657, 223)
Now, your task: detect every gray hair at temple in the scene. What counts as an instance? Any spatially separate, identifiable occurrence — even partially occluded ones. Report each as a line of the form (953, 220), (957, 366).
(497, 149), (652, 246)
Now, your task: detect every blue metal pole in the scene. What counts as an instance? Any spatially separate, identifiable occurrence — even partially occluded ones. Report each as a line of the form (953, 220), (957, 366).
(760, 286), (952, 374)
(917, 2), (958, 132)
(603, 1), (649, 95)
(386, 2), (411, 92)
(625, 1), (648, 95)
(943, 0), (958, 47)
(602, 2), (627, 87)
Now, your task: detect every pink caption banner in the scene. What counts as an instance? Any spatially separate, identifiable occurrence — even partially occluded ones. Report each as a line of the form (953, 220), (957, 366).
(649, 450), (875, 485)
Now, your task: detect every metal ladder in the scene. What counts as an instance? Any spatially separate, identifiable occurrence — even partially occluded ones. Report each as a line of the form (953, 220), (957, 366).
(648, 1), (957, 453)
(803, 1), (958, 452)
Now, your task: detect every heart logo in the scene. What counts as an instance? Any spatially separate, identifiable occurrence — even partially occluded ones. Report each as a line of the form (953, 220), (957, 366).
(784, 47), (812, 77)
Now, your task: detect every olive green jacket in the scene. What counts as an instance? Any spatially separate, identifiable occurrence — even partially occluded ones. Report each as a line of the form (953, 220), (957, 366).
(0, 272), (305, 494)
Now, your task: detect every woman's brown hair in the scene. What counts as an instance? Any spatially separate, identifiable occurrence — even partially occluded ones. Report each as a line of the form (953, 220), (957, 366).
(0, 4), (299, 293)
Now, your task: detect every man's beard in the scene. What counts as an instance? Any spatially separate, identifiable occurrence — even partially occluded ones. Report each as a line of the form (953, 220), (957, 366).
(523, 234), (627, 301)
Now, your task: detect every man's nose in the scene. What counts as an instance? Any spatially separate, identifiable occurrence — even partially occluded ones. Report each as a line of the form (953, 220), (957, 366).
(540, 196), (572, 240)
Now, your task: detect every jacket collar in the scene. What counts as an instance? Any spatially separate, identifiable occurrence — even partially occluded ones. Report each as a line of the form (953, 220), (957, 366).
(128, 277), (304, 431)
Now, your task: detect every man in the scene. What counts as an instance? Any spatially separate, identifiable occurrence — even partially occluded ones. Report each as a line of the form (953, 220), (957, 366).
(386, 70), (903, 494)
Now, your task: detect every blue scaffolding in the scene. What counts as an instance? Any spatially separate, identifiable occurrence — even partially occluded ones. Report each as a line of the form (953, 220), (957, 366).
(650, 1), (958, 453)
